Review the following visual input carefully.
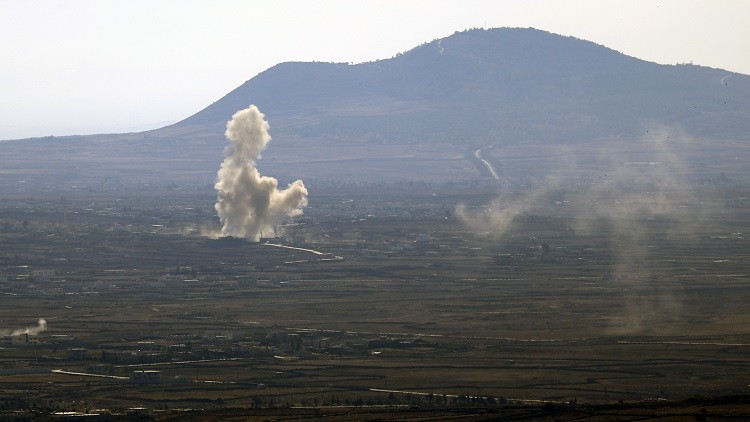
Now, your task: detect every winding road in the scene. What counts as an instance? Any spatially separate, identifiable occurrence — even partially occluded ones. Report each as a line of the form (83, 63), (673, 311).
(474, 146), (499, 180)
(262, 242), (343, 261)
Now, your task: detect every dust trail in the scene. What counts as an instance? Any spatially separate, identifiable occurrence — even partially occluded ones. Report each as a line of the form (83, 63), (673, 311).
(458, 128), (719, 333)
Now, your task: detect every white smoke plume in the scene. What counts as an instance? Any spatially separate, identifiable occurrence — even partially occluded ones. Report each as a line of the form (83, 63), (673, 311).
(1, 318), (47, 336)
(215, 105), (308, 241)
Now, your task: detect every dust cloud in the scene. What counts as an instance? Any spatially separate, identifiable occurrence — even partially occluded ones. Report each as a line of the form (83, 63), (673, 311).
(458, 128), (719, 333)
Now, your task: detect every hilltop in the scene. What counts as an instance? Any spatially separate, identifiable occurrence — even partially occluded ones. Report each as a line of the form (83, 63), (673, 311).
(178, 28), (750, 143)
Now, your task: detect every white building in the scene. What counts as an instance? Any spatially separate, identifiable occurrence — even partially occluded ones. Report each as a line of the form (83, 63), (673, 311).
(6, 333), (40, 346)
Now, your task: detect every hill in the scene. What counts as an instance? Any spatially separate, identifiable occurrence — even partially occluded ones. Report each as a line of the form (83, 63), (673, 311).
(177, 28), (750, 144)
(1, 28), (749, 190)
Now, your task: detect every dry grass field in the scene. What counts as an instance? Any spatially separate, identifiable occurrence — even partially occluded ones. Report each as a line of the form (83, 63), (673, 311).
(1, 183), (749, 420)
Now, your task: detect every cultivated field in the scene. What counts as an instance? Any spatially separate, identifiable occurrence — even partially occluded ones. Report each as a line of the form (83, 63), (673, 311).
(1, 182), (749, 420)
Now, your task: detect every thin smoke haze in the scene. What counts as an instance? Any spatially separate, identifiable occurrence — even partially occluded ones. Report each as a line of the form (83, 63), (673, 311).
(457, 129), (719, 334)
(214, 105), (308, 241)
(1, 318), (47, 336)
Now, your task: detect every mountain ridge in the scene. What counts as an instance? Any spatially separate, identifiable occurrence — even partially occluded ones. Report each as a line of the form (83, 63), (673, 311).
(175, 27), (750, 145)
(1, 27), (749, 188)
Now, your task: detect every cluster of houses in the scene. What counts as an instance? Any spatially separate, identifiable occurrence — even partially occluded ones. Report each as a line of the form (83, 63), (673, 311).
(2, 332), (41, 346)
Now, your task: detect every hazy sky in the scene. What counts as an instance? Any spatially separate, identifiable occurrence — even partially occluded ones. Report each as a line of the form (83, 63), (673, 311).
(1, 0), (748, 140)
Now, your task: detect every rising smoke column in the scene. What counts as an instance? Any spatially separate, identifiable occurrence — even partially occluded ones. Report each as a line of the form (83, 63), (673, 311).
(215, 105), (308, 241)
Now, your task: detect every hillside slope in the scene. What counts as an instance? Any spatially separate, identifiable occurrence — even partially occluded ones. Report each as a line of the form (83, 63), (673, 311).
(1, 28), (749, 189)
(178, 28), (750, 144)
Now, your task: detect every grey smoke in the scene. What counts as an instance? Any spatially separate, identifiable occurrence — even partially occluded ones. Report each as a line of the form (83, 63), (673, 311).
(1, 318), (47, 336)
(458, 128), (719, 334)
(459, 129), (709, 239)
(215, 105), (308, 241)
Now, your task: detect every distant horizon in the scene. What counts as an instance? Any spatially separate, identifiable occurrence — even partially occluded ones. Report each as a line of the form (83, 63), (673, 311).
(2, 0), (748, 140)
(0, 119), (176, 141)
